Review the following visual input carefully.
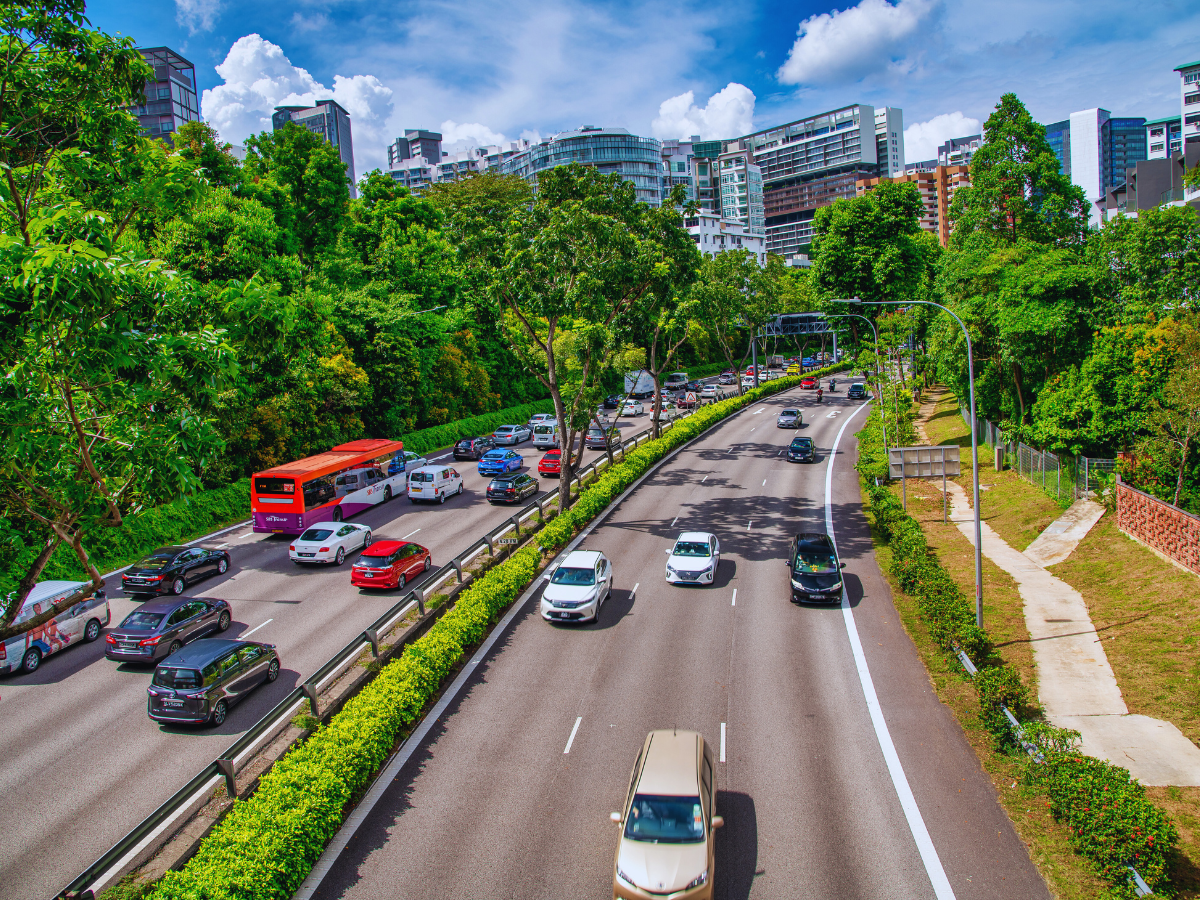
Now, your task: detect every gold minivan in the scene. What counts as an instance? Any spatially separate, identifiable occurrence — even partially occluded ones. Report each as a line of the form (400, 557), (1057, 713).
(611, 730), (723, 899)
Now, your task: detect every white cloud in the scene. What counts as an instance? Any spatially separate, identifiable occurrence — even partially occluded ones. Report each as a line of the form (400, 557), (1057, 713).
(175, 0), (221, 35)
(650, 83), (755, 141)
(777, 0), (937, 87)
(903, 111), (981, 162)
(201, 35), (394, 177)
(289, 12), (330, 33)
(440, 120), (507, 153)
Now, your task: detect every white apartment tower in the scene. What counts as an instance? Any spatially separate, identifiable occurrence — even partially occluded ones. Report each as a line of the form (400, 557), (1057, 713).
(875, 107), (906, 178)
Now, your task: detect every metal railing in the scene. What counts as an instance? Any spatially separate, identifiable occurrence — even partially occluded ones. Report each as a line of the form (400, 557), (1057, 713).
(57, 404), (719, 899)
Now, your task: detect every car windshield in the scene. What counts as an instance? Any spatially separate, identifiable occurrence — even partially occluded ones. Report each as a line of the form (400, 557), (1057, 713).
(852, 383), (865, 390)
(299, 528), (334, 542)
(550, 567), (595, 586)
(483, 450), (504, 459)
(790, 438), (813, 449)
(794, 548), (838, 573)
(673, 542), (711, 558)
(543, 451), (561, 459)
(135, 553), (175, 569)
(153, 667), (202, 689)
(624, 795), (705, 843)
(357, 554), (394, 568)
(780, 409), (799, 417)
(120, 611), (164, 629)
(496, 427), (514, 433)
(411, 472), (434, 482)
(587, 429), (606, 439)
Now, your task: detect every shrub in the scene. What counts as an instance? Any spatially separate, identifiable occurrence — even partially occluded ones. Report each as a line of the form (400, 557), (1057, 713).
(974, 665), (1031, 747)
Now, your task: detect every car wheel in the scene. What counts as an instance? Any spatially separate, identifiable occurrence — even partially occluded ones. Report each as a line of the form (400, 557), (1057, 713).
(20, 647), (41, 674)
(217, 558), (229, 575)
(363, 530), (373, 548)
(332, 507), (343, 522)
(84, 618), (102, 642)
(217, 611), (231, 632)
(456, 482), (463, 496)
(335, 547), (346, 566)
(396, 573), (406, 591)
(383, 485), (392, 502)
(209, 699), (227, 727)
(171, 577), (185, 595)
(266, 659), (280, 683)
(438, 490), (445, 505)
(424, 556), (432, 572)
(168, 640), (183, 655)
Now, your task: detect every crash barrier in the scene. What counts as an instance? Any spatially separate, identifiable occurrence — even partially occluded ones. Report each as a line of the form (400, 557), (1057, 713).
(55, 404), (727, 899)
(958, 406), (1115, 507)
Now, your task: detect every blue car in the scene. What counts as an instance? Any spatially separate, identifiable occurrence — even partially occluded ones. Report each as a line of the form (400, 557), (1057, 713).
(478, 449), (522, 476)
(802, 357), (815, 368)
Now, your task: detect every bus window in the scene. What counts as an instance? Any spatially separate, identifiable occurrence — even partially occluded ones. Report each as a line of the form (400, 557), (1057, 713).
(254, 477), (295, 496)
(303, 474), (336, 510)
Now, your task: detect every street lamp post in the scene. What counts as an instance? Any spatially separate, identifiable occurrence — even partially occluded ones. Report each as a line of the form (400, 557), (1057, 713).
(833, 298), (984, 628)
(820, 311), (886, 453)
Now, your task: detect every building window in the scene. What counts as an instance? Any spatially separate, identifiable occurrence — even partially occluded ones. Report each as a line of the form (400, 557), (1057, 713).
(1186, 72), (1200, 83)
(1151, 143), (1165, 152)
(1187, 114), (1200, 126)
(1186, 92), (1200, 105)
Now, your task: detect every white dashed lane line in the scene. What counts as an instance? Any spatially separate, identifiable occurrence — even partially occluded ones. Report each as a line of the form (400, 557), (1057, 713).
(563, 717), (582, 754)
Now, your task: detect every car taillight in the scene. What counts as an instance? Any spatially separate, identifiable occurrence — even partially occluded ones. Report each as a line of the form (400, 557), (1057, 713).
(506, 488), (515, 494)
(290, 545), (296, 551)
(105, 634), (117, 644)
(319, 547), (330, 552)
(147, 576), (163, 581)
(139, 636), (162, 646)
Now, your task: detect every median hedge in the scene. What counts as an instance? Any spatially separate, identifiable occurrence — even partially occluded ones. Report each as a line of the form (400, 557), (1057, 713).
(147, 365), (846, 900)
(856, 403), (1177, 898)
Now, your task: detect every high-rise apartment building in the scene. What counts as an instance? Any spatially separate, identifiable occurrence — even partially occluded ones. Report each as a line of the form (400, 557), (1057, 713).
(385, 134), (533, 192)
(273, 100), (355, 195)
(130, 47), (199, 145)
(717, 150), (765, 235)
(938, 134), (982, 167)
(387, 130), (444, 168)
(500, 126), (665, 205)
(1045, 109), (1147, 223)
(689, 140), (724, 214)
(856, 166), (970, 247)
(875, 107), (905, 178)
(660, 138), (698, 203)
(1176, 60), (1200, 148)
(1146, 116), (1182, 158)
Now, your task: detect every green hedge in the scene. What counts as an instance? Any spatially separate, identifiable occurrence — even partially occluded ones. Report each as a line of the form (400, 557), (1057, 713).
(857, 408), (1176, 898)
(148, 364), (846, 900)
(397, 399), (554, 456)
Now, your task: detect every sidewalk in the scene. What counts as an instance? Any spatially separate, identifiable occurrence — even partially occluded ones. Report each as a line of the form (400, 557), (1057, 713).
(945, 481), (1200, 786)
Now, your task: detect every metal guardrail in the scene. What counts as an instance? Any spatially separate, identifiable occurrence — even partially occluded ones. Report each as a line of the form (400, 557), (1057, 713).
(56, 405), (723, 899)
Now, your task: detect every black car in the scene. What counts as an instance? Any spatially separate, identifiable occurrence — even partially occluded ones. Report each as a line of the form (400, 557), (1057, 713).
(603, 395), (622, 410)
(106, 597), (233, 663)
(847, 383), (868, 400)
(487, 472), (540, 504)
(787, 436), (815, 463)
(122, 546), (231, 597)
(787, 533), (845, 603)
(453, 436), (496, 460)
(147, 638), (280, 727)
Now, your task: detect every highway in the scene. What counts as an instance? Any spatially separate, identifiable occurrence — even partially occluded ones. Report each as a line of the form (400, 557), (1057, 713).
(305, 382), (1052, 900)
(0, 411), (659, 900)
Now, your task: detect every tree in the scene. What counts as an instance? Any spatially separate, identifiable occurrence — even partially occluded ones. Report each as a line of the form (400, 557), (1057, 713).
(1140, 342), (1200, 507)
(174, 120), (243, 190)
(492, 164), (696, 511)
(948, 93), (1090, 248)
(692, 250), (782, 392)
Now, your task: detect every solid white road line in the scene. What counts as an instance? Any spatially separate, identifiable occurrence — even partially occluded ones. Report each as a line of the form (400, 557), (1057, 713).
(825, 403), (956, 900)
(720, 722), (726, 762)
(242, 618), (273, 638)
(731, 589), (737, 607)
(564, 717), (583, 754)
(402, 529), (421, 539)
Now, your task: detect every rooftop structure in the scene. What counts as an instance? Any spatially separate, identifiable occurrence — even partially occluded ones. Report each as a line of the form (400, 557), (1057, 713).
(130, 47), (199, 146)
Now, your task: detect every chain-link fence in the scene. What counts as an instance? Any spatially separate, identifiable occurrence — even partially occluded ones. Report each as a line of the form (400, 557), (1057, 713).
(959, 407), (1115, 505)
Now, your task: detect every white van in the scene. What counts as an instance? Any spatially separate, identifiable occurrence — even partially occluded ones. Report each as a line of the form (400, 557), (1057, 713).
(0, 581), (110, 675)
(407, 465), (464, 504)
(532, 422), (560, 448)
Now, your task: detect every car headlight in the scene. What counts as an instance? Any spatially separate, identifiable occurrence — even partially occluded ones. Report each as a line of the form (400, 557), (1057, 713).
(617, 868), (637, 888)
(666, 565), (677, 576)
(686, 869), (709, 889)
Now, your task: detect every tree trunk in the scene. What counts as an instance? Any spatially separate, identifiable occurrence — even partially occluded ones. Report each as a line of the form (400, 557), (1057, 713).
(1013, 362), (1027, 425)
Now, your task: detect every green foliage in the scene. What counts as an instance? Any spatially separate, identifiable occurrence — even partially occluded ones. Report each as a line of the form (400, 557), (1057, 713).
(1027, 753), (1178, 897)
(975, 665), (1031, 748)
(398, 399), (554, 456)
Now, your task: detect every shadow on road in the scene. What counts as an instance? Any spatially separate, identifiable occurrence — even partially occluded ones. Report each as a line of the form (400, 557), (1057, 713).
(715, 790), (758, 900)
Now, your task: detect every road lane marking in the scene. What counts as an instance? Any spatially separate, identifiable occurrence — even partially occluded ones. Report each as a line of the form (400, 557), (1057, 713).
(702, 475), (708, 482)
(564, 716), (583, 754)
(214, 543), (228, 549)
(671, 516), (678, 527)
(746, 520), (752, 530)
(631, 583), (640, 598)
(431, 454), (450, 461)
(402, 529), (421, 539)
(752, 407), (766, 414)
(731, 589), (737, 606)
(720, 723), (726, 762)
(762, 479), (767, 486)
(825, 402), (956, 900)
(826, 412), (839, 418)
(749, 428), (755, 432)
(243, 618), (272, 638)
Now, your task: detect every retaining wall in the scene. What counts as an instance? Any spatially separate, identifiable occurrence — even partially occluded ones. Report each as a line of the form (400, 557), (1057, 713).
(1116, 477), (1200, 576)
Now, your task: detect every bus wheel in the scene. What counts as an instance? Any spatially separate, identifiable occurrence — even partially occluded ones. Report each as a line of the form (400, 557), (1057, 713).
(383, 486), (392, 502)
(332, 508), (343, 522)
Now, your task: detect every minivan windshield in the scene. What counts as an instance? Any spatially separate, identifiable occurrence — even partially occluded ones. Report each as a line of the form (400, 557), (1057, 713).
(299, 528), (334, 542)
(672, 542), (711, 558)
(120, 611), (165, 630)
(794, 548), (837, 573)
(153, 667), (202, 689)
(624, 795), (705, 843)
(551, 567), (595, 586)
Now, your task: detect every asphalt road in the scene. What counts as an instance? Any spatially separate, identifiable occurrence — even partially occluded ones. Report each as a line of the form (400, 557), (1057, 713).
(0, 409), (673, 900)
(310, 381), (1051, 900)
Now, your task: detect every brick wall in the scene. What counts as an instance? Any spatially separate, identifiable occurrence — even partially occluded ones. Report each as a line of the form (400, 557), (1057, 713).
(1116, 478), (1200, 575)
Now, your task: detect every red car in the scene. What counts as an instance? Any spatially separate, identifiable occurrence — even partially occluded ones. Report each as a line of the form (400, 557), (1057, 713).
(538, 449), (562, 477)
(800, 376), (818, 389)
(351, 540), (432, 591)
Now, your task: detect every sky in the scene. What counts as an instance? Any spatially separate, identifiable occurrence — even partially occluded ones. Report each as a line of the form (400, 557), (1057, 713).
(84, 0), (1200, 178)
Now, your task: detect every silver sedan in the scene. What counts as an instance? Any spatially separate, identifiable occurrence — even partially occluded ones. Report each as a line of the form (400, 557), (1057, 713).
(492, 424), (532, 445)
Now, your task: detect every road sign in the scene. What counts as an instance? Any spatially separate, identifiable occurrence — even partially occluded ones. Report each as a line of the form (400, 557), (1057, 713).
(888, 445), (962, 523)
(685, 392), (697, 404)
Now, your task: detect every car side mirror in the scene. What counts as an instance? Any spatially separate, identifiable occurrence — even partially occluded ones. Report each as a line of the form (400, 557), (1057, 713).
(840, 562), (846, 569)
(665, 549), (672, 554)
(610, 812), (623, 823)
(712, 816), (724, 829)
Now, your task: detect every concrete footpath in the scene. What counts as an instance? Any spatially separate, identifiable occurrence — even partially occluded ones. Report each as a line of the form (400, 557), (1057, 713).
(946, 481), (1200, 786)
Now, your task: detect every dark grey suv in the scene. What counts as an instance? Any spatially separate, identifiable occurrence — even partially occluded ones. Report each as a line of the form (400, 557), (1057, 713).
(147, 639), (281, 726)
(105, 597), (232, 663)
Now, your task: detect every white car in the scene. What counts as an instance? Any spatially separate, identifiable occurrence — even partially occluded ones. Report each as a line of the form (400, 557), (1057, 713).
(407, 465), (464, 503)
(289, 522), (372, 566)
(527, 413), (555, 428)
(700, 384), (719, 399)
(540, 550), (613, 623)
(390, 451), (428, 480)
(493, 424), (532, 445)
(741, 375), (756, 388)
(665, 532), (720, 585)
(621, 400), (645, 417)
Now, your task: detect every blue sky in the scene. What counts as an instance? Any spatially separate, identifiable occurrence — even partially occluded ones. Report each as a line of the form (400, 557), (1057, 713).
(84, 0), (1200, 176)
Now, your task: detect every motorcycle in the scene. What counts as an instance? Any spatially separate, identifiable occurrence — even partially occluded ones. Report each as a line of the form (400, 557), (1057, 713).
(829, 379), (837, 391)
(816, 388), (823, 403)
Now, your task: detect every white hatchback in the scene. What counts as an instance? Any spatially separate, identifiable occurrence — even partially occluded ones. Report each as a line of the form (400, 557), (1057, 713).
(621, 400), (645, 417)
(540, 550), (613, 624)
(665, 532), (721, 585)
(289, 522), (373, 566)
(407, 465), (464, 504)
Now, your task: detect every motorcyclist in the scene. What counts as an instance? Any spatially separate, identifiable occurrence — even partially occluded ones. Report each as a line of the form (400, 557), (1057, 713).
(829, 378), (837, 391)
(816, 387), (823, 403)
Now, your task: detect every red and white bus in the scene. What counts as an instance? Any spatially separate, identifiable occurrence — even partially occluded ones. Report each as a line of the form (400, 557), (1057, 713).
(251, 439), (408, 534)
